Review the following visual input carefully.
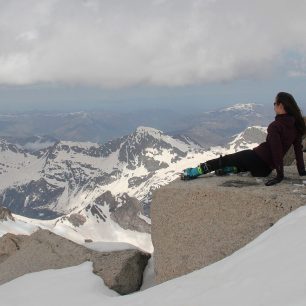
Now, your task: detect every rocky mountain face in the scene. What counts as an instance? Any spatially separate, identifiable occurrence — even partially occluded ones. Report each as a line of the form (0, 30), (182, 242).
(0, 126), (209, 239)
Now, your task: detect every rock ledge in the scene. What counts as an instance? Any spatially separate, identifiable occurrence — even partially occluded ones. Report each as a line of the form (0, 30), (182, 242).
(151, 166), (306, 283)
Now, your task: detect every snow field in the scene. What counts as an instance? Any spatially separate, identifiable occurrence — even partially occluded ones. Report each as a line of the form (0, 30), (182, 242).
(1, 205), (306, 305)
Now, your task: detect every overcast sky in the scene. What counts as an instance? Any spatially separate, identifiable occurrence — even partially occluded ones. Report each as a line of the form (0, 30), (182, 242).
(0, 0), (306, 113)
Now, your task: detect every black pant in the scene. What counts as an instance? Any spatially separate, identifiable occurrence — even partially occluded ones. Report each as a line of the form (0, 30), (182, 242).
(205, 149), (272, 177)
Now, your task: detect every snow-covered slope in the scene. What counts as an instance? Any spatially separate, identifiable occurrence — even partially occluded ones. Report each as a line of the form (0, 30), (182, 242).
(0, 138), (45, 190)
(1, 205), (306, 305)
(0, 211), (153, 252)
(0, 216), (37, 238)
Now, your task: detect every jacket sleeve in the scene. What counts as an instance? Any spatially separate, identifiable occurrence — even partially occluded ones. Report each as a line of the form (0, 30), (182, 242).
(266, 123), (284, 178)
(293, 135), (305, 174)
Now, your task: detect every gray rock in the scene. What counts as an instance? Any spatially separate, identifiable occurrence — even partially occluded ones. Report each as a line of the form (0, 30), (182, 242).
(0, 207), (15, 221)
(0, 233), (28, 264)
(93, 191), (151, 233)
(92, 251), (150, 294)
(110, 195), (151, 233)
(0, 229), (151, 295)
(67, 213), (87, 227)
(151, 166), (306, 284)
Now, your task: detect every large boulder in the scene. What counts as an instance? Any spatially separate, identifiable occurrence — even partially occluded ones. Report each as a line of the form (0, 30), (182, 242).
(151, 165), (306, 284)
(0, 229), (150, 295)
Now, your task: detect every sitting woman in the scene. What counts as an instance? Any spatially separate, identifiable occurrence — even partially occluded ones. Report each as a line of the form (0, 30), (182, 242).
(181, 92), (306, 186)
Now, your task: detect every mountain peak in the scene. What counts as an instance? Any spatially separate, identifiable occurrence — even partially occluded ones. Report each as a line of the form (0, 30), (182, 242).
(220, 103), (260, 112)
(227, 125), (267, 152)
(134, 126), (163, 137)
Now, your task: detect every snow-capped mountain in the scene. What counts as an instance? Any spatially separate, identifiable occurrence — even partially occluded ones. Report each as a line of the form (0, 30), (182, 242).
(227, 126), (267, 152)
(0, 127), (208, 231)
(219, 102), (261, 114)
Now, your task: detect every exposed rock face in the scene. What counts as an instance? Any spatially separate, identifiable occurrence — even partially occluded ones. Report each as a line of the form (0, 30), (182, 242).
(67, 213), (87, 227)
(0, 229), (150, 295)
(0, 233), (28, 264)
(93, 191), (151, 233)
(110, 194), (151, 233)
(1, 179), (65, 219)
(0, 207), (15, 221)
(151, 166), (306, 284)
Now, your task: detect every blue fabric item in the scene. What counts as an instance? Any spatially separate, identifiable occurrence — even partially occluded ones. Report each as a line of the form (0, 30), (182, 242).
(183, 167), (202, 179)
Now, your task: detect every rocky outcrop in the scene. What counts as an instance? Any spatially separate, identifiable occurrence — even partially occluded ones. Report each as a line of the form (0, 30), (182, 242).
(0, 207), (15, 221)
(0, 233), (27, 264)
(0, 229), (150, 295)
(67, 213), (87, 227)
(151, 165), (306, 284)
(110, 195), (151, 233)
(94, 191), (151, 233)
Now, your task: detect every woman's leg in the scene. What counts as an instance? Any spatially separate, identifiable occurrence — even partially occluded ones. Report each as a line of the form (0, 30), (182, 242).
(202, 150), (272, 177)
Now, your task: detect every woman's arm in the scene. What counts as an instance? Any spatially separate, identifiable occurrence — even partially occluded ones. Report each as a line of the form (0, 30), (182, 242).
(293, 135), (306, 175)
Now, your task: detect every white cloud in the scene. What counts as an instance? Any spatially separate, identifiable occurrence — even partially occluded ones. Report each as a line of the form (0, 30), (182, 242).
(0, 0), (306, 87)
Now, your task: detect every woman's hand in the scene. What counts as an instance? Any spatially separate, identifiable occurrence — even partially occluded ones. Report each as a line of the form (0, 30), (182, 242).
(299, 169), (306, 176)
(265, 176), (283, 186)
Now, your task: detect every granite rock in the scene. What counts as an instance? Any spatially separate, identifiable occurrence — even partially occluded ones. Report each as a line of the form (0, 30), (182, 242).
(151, 165), (306, 284)
(0, 229), (150, 295)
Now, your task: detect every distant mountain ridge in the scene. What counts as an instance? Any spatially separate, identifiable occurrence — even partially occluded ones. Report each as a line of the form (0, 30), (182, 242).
(171, 103), (272, 148)
(0, 109), (187, 143)
(0, 104), (273, 145)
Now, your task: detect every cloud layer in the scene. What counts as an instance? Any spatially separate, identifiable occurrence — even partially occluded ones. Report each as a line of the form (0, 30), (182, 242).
(1, 0), (306, 87)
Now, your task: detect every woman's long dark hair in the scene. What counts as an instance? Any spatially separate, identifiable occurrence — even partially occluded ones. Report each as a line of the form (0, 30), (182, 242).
(276, 92), (306, 135)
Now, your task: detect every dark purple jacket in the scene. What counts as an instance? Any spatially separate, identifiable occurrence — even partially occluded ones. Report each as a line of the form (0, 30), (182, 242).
(253, 114), (305, 178)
